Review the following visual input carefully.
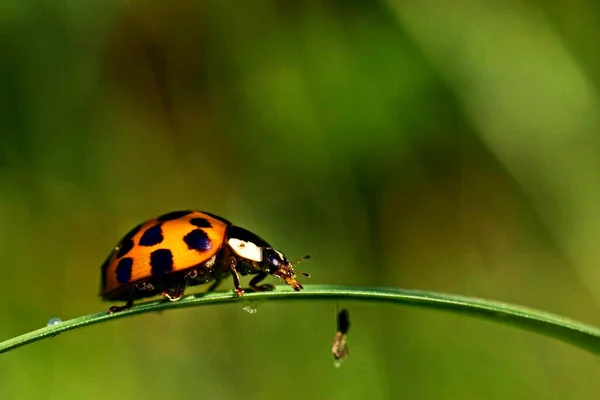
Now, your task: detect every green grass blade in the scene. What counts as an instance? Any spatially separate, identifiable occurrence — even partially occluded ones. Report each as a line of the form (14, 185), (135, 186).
(1, 284), (600, 355)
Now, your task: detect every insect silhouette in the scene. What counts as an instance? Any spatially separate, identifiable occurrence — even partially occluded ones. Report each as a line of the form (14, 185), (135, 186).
(332, 308), (350, 367)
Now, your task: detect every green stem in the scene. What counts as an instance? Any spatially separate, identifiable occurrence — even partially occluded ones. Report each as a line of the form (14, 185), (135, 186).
(2, 285), (600, 355)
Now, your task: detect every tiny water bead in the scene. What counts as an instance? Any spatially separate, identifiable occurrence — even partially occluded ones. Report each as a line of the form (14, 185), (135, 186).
(240, 298), (268, 314)
(47, 317), (62, 327)
(242, 305), (258, 314)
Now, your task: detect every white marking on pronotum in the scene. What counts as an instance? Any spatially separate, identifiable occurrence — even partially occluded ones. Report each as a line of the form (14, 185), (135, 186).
(228, 238), (263, 262)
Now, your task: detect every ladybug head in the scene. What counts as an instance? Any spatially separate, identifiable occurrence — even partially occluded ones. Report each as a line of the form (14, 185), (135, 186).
(226, 226), (310, 290)
(261, 248), (310, 291)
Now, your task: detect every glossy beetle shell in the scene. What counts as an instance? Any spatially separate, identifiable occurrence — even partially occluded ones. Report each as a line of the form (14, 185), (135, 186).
(100, 210), (229, 300)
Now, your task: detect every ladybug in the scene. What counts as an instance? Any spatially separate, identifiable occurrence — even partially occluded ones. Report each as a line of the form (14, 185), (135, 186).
(100, 210), (310, 313)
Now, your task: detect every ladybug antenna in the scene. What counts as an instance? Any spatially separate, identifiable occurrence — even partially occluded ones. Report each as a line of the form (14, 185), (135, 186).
(292, 255), (311, 277)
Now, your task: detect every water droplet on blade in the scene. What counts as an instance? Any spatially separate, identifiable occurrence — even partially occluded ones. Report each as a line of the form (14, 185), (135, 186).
(242, 305), (258, 314)
(47, 317), (62, 326)
(239, 298), (267, 314)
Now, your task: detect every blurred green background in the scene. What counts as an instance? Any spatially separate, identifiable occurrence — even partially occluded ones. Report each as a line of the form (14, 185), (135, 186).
(2, 0), (600, 398)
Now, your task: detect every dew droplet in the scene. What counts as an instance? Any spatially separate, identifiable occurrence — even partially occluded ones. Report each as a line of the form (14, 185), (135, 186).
(47, 317), (62, 327)
(242, 305), (258, 314)
(240, 298), (267, 314)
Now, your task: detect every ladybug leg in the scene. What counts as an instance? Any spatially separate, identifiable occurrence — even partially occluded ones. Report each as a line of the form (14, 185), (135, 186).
(108, 292), (135, 314)
(249, 272), (275, 292)
(228, 256), (245, 296)
(161, 269), (197, 302)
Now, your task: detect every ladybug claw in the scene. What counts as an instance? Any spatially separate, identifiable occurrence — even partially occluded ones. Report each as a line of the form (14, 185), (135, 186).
(108, 306), (118, 314)
(108, 305), (130, 314)
(234, 287), (245, 297)
(161, 289), (184, 302)
(107, 295), (135, 314)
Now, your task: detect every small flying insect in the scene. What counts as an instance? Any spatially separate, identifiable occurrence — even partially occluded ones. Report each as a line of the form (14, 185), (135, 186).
(332, 308), (350, 367)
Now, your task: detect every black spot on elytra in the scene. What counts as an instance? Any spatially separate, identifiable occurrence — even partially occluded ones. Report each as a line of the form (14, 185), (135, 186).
(116, 223), (143, 258)
(199, 211), (231, 225)
(156, 210), (193, 222)
(190, 217), (212, 228)
(150, 249), (174, 276)
(184, 229), (212, 251)
(116, 257), (134, 284)
(139, 223), (164, 246)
